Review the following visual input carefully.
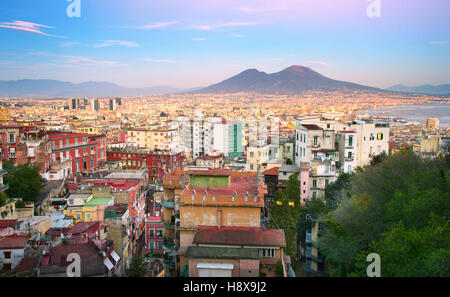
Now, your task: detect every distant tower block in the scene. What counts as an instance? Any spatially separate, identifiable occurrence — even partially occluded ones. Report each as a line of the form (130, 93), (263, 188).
(91, 99), (99, 111)
(69, 98), (79, 110)
(426, 118), (439, 130)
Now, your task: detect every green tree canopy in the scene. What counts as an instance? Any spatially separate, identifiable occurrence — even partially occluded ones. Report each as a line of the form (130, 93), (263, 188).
(319, 150), (450, 276)
(6, 164), (45, 202)
(125, 256), (147, 277)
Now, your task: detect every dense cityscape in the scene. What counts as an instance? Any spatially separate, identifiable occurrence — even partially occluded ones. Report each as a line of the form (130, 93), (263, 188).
(0, 0), (449, 289)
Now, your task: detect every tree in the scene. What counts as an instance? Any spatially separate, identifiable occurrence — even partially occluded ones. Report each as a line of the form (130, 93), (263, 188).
(125, 256), (147, 277)
(319, 150), (450, 276)
(0, 192), (8, 207)
(6, 164), (44, 202)
(270, 174), (305, 262)
(15, 199), (26, 208)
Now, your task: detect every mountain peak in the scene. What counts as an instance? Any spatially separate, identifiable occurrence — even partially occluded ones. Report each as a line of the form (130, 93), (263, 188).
(283, 65), (312, 72)
(194, 65), (381, 94)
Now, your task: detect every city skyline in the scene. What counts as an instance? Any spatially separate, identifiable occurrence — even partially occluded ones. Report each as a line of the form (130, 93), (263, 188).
(0, 0), (449, 89)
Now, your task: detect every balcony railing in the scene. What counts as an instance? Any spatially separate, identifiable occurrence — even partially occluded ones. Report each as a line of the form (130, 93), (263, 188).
(162, 200), (175, 209)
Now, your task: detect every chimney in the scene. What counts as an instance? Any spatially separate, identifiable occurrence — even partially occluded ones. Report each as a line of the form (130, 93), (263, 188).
(217, 209), (222, 229)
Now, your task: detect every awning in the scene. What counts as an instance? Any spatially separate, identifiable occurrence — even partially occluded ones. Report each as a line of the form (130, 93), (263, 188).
(104, 258), (114, 271)
(110, 250), (120, 263)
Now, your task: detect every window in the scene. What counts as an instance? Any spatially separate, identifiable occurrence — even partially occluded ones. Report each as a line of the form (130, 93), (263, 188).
(76, 212), (81, 220)
(377, 133), (383, 140)
(86, 212), (91, 220)
(4, 251), (11, 259)
(313, 136), (318, 146)
(157, 229), (163, 238)
(312, 179), (317, 188)
(9, 133), (15, 143)
(149, 229), (155, 238)
(9, 147), (16, 158)
(349, 136), (353, 147)
(325, 179), (329, 186)
(262, 248), (275, 258)
(0, 148), (2, 156)
(312, 191), (317, 199)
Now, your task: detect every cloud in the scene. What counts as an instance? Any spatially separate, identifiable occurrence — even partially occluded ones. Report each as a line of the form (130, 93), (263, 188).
(116, 21), (179, 30)
(94, 40), (139, 48)
(144, 58), (178, 63)
(306, 61), (330, 68)
(0, 20), (59, 37)
(430, 40), (450, 45)
(191, 22), (261, 31)
(192, 38), (206, 41)
(30, 52), (127, 67)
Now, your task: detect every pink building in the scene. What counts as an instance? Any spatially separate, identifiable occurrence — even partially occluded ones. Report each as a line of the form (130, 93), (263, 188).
(145, 215), (164, 253)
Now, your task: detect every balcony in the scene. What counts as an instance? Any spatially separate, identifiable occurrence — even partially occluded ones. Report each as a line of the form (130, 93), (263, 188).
(162, 221), (175, 230)
(305, 232), (312, 244)
(306, 246), (312, 256)
(162, 200), (175, 209)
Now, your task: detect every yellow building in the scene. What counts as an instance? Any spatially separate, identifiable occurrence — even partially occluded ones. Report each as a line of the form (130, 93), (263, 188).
(64, 197), (112, 223)
(0, 107), (8, 121)
(127, 127), (177, 150)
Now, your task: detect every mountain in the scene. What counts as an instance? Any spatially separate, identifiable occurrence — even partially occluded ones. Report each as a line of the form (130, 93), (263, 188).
(0, 79), (182, 97)
(192, 65), (384, 94)
(386, 84), (450, 95)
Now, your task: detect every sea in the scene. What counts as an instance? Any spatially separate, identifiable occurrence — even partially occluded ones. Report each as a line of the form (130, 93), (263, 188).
(357, 102), (450, 128)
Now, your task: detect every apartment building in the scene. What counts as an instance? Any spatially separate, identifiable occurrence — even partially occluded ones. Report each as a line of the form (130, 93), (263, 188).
(246, 141), (272, 172)
(106, 148), (183, 181)
(349, 120), (389, 167)
(337, 130), (357, 173)
(295, 123), (338, 200)
(0, 125), (51, 174)
(48, 131), (106, 176)
(213, 120), (244, 158)
(176, 169), (266, 275)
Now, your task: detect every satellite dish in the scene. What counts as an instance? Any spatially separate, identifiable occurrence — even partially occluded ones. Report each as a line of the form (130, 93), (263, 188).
(66, 233), (72, 239)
